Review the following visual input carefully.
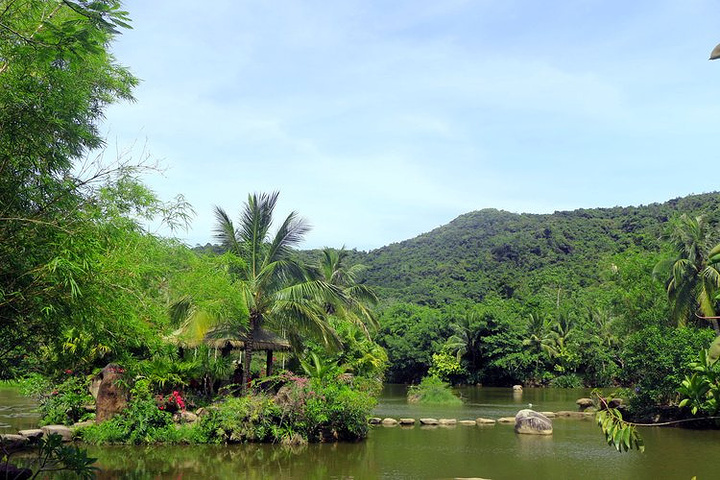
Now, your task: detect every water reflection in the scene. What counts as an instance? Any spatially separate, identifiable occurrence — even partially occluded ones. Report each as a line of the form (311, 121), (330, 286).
(5, 386), (720, 479)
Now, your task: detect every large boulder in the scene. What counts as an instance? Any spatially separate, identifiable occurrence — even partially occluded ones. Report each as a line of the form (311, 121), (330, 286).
(514, 409), (553, 435)
(93, 364), (128, 423)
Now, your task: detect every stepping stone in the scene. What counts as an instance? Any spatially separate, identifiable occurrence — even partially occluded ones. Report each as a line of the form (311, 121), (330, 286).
(41, 425), (73, 442)
(476, 418), (496, 425)
(555, 411), (585, 419)
(459, 420), (477, 426)
(0, 434), (28, 449)
(368, 417), (382, 424)
(497, 417), (515, 424)
(438, 418), (457, 425)
(420, 418), (439, 425)
(381, 418), (398, 426)
(18, 429), (44, 440)
(541, 412), (556, 418)
(399, 418), (415, 425)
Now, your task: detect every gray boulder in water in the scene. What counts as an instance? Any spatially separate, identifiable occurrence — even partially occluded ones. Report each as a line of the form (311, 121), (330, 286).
(514, 409), (553, 435)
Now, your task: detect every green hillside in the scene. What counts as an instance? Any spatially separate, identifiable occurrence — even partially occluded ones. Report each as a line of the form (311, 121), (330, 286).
(361, 193), (720, 307)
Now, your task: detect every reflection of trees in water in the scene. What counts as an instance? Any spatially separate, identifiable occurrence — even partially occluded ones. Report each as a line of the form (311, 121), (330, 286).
(89, 442), (372, 479)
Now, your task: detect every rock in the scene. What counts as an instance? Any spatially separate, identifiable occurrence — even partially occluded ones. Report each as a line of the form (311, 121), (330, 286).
(512, 385), (523, 391)
(541, 411), (556, 418)
(555, 410), (588, 419)
(399, 418), (415, 425)
(71, 420), (94, 430)
(608, 398), (624, 409)
(41, 425), (73, 442)
(476, 418), (496, 425)
(173, 411), (198, 424)
(419, 418), (439, 425)
(196, 407), (209, 417)
(93, 363), (128, 423)
(368, 417), (382, 425)
(381, 418), (398, 426)
(0, 463), (32, 480)
(497, 417), (515, 424)
(438, 418), (457, 425)
(514, 409), (552, 435)
(18, 429), (44, 441)
(459, 420), (477, 426)
(576, 397), (594, 411)
(0, 434), (28, 449)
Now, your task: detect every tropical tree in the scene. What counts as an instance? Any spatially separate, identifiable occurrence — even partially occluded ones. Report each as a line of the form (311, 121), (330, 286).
(653, 214), (720, 333)
(522, 312), (553, 375)
(541, 313), (578, 373)
(213, 192), (344, 392)
(444, 309), (484, 372)
(313, 247), (379, 335)
(0, 0), (138, 376)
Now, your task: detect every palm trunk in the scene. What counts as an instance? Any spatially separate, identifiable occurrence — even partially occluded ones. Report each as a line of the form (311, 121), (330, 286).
(266, 350), (274, 377)
(242, 319), (256, 395)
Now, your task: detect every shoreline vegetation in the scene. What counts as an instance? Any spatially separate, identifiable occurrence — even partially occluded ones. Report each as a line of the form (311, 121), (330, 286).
(4, 0), (720, 476)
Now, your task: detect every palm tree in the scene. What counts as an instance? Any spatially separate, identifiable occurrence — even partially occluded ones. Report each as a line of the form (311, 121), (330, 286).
(214, 192), (344, 392)
(540, 313), (576, 372)
(313, 247), (379, 335)
(444, 310), (484, 371)
(653, 215), (720, 333)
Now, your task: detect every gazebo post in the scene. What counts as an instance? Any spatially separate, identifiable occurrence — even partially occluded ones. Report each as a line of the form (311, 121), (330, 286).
(266, 350), (273, 377)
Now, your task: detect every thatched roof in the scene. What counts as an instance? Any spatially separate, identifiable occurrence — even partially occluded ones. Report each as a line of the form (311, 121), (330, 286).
(204, 326), (291, 352)
(167, 324), (291, 352)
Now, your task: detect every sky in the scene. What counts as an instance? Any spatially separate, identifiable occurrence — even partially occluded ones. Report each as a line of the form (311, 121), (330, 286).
(102, 0), (720, 251)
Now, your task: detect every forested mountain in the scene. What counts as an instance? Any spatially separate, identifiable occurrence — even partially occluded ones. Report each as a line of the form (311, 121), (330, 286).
(357, 193), (720, 307)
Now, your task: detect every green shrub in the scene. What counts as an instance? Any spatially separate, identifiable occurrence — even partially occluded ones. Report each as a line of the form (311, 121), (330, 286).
(550, 373), (583, 388)
(80, 379), (179, 444)
(20, 373), (95, 426)
(195, 374), (376, 444)
(621, 326), (715, 415)
(407, 375), (462, 405)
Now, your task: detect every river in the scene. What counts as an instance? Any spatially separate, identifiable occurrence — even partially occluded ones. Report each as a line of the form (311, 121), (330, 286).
(2, 385), (719, 479)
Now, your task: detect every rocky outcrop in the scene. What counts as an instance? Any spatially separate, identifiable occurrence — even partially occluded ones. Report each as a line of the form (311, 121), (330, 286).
(173, 411), (198, 424)
(93, 364), (128, 423)
(514, 409), (552, 435)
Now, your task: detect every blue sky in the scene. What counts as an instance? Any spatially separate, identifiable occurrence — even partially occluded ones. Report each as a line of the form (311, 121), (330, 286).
(103, 0), (720, 251)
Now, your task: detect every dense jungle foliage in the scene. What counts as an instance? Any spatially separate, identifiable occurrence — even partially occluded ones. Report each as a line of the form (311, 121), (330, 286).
(297, 192), (720, 416)
(3, 1), (720, 453)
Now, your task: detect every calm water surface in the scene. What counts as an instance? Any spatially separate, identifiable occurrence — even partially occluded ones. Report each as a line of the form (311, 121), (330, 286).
(2, 385), (718, 479)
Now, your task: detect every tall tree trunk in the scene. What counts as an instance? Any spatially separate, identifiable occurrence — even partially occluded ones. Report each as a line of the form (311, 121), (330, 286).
(242, 318), (256, 395)
(266, 350), (273, 377)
